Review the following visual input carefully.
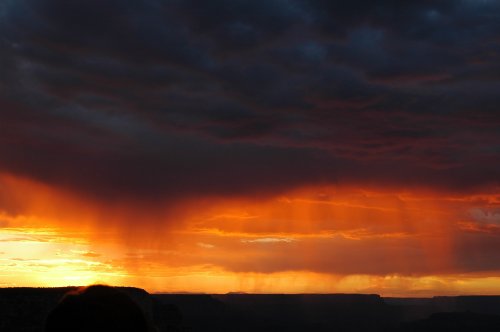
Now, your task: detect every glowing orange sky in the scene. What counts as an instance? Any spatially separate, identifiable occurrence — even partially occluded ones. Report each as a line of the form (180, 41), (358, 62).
(1, 173), (500, 296)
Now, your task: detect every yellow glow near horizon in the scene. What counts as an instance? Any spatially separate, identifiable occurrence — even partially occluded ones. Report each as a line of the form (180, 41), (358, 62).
(0, 226), (124, 287)
(1, 174), (500, 296)
(2, 222), (500, 296)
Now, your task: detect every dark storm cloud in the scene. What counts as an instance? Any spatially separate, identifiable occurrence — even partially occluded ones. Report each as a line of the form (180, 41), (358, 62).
(1, 0), (499, 201)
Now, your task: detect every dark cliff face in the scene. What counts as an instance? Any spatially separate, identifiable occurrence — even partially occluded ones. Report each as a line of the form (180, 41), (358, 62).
(152, 294), (500, 332)
(0, 287), (75, 332)
(432, 296), (500, 315)
(399, 312), (500, 332)
(154, 293), (393, 332)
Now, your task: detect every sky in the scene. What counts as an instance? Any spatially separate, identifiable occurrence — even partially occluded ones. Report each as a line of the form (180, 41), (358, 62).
(1, 0), (500, 296)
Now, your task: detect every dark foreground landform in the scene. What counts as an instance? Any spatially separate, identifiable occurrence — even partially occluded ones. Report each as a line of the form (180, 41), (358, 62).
(2, 288), (500, 331)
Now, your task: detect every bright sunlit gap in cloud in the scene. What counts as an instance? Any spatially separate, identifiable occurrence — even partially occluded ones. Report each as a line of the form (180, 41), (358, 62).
(0, 225), (128, 287)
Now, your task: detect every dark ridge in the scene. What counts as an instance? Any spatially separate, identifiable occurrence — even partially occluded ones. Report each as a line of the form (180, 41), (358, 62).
(2, 288), (500, 332)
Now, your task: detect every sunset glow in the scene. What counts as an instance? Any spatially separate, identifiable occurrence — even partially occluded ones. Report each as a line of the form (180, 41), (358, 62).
(1, 0), (500, 298)
(1, 173), (499, 296)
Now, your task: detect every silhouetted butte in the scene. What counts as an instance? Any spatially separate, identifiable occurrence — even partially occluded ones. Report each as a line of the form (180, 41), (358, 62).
(44, 285), (149, 332)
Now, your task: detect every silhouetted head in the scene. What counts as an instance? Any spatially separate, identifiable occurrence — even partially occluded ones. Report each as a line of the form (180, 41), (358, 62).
(45, 285), (149, 332)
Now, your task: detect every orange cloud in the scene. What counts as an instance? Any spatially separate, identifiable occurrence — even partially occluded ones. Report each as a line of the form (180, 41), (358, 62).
(1, 173), (500, 295)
